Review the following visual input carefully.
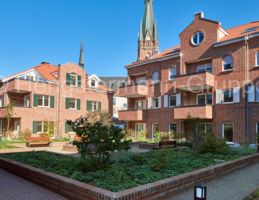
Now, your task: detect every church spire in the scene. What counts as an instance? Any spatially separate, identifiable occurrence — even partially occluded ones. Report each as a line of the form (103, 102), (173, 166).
(138, 0), (159, 61)
(79, 41), (84, 68)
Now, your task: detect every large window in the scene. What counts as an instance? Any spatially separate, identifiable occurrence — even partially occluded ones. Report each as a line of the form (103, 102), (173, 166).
(196, 63), (213, 73)
(256, 51), (259, 66)
(223, 89), (234, 103)
(191, 32), (204, 46)
(151, 71), (159, 84)
(197, 123), (212, 134)
(66, 73), (81, 87)
(33, 121), (54, 134)
(169, 66), (176, 80)
(135, 123), (145, 133)
(169, 95), (177, 107)
(169, 123), (176, 133)
(197, 94), (212, 105)
(223, 55), (234, 71)
(222, 123), (234, 143)
(38, 95), (49, 107)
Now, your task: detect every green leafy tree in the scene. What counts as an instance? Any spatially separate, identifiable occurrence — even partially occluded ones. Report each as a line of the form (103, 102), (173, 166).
(68, 116), (131, 169)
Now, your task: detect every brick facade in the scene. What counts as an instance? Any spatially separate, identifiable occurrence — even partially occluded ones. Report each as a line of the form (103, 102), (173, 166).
(0, 62), (114, 137)
(118, 8), (259, 145)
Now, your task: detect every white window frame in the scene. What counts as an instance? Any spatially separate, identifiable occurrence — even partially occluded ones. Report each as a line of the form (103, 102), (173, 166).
(256, 51), (259, 67)
(151, 71), (159, 84)
(222, 55), (234, 71)
(196, 63), (213, 73)
(0, 96), (3, 107)
(152, 123), (159, 139)
(36, 121), (44, 134)
(24, 95), (30, 108)
(68, 98), (77, 110)
(70, 73), (78, 87)
(169, 123), (176, 133)
(91, 80), (96, 87)
(169, 95), (177, 107)
(223, 89), (234, 104)
(191, 32), (204, 46)
(38, 95), (50, 107)
(135, 123), (145, 133)
(152, 97), (159, 109)
(222, 123), (234, 144)
(135, 100), (144, 110)
(196, 93), (212, 105)
(169, 66), (176, 80)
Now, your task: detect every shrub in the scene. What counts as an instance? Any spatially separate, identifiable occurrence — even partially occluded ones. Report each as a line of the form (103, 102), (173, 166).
(199, 133), (229, 154)
(68, 116), (131, 169)
(151, 149), (172, 171)
(19, 129), (32, 139)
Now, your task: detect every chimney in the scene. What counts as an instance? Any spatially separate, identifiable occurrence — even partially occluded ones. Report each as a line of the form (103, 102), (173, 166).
(194, 11), (204, 21)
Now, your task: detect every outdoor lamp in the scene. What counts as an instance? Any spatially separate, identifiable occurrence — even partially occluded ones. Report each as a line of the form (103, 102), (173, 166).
(194, 182), (207, 200)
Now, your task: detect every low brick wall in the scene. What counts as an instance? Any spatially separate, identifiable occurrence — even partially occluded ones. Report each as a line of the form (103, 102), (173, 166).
(62, 144), (78, 152)
(0, 153), (258, 200)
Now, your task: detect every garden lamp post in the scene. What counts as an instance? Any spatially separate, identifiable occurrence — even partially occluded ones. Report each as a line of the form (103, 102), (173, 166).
(194, 182), (207, 200)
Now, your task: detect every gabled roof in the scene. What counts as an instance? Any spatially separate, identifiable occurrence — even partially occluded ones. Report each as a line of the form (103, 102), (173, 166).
(34, 63), (59, 81)
(220, 21), (259, 42)
(127, 21), (259, 68)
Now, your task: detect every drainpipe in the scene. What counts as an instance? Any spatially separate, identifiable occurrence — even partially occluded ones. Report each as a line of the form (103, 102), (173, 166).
(244, 35), (249, 144)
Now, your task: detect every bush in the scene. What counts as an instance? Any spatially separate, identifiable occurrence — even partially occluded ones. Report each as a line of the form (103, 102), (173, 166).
(199, 134), (229, 153)
(19, 129), (32, 139)
(68, 116), (131, 169)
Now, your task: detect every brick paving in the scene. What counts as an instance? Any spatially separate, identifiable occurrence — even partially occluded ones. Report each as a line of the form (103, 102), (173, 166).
(0, 169), (68, 200)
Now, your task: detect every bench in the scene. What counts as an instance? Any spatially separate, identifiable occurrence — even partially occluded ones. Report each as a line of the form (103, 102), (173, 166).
(154, 140), (177, 149)
(26, 136), (52, 148)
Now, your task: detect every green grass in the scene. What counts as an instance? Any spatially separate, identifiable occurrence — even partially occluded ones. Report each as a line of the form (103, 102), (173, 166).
(0, 140), (16, 149)
(1, 147), (256, 192)
(244, 188), (259, 200)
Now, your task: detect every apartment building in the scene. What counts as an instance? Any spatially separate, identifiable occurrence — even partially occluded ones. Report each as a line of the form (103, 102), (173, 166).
(117, 0), (259, 145)
(0, 46), (114, 137)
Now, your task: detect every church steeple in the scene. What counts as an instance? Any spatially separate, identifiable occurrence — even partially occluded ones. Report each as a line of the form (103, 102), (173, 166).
(138, 0), (159, 61)
(79, 41), (84, 68)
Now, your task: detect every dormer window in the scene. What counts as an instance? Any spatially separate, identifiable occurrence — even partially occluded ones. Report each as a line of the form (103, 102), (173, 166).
(91, 80), (96, 87)
(191, 32), (204, 46)
(223, 55), (234, 71)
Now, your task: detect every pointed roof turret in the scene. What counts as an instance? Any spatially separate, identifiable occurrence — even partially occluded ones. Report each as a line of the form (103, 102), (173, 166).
(79, 41), (84, 68)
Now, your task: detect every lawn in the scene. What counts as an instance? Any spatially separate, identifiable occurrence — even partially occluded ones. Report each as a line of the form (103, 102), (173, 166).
(0, 147), (256, 192)
(0, 141), (16, 149)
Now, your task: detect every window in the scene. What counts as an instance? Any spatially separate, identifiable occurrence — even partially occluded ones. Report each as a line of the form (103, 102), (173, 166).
(66, 98), (80, 110)
(135, 123), (145, 133)
(113, 98), (116, 105)
(169, 66), (176, 80)
(223, 55), (234, 71)
(196, 63), (213, 73)
(135, 100), (144, 110)
(256, 51), (259, 66)
(91, 80), (96, 87)
(38, 95), (49, 107)
(222, 123), (234, 143)
(0, 96), (4, 107)
(191, 32), (204, 46)
(24, 96), (30, 108)
(123, 103), (127, 109)
(26, 75), (34, 81)
(169, 123), (176, 133)
(87, 101), (101, 111)
(70, 74), (77, 86)
(66, 73), (81, 87)
(152, 98), (159, 108)
(197, 94), (212, 105)
(152, 123), (159, 139)
(151, 71), (159, 84)
(169, 95), (177, 107)
(33, 121), (53, 134)
(197, 123), (212, 134)
(223, 89), (234, 103)
(65, 121), (74, 133)
(69, 98), (77, 109)
(136, 77), (146, 85)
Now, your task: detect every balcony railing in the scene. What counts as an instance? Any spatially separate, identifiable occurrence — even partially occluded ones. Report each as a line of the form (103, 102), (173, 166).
(117, 84), (148, 98)
(174, 71), (214, 91)
(174, 105), (213, 119)
(118, 109), (146, 121)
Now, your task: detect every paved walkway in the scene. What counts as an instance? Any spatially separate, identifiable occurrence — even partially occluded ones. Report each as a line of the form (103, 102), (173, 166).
(0, 169), (68, 200)
(168, 162), (259, 200)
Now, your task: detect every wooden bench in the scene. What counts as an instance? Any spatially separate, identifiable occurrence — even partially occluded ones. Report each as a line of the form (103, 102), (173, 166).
(26, 136), (52, 148)
(154, 140), (177, 149)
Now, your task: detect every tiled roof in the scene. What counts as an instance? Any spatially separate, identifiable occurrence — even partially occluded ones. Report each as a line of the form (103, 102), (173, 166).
(127, 21), (259, 67)
(220, 21), (259, 42)
(34, 63), (59, 81)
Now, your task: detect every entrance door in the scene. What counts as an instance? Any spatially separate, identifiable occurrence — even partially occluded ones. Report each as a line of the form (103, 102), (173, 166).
(14, 120), (20, 137)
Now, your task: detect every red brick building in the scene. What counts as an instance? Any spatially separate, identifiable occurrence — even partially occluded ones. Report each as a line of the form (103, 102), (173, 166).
(118, 0), (259, 145)
(0, 45), (114, 137)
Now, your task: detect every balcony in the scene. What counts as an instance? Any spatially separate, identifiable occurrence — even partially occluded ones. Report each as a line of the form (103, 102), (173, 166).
(117, 84), (148, 98)
(118, 109), (146, 121)
(174, 105), (213, 119)
(4, 79), (33, 93)
(175, 72), (214, 91)
(0, 107), (31, 118)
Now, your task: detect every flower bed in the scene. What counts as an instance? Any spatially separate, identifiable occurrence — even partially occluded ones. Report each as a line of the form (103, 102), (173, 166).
(0, 147), (256, 192)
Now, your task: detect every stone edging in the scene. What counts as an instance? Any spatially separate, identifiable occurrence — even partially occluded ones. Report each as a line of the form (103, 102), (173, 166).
(0, 153), (258, 200)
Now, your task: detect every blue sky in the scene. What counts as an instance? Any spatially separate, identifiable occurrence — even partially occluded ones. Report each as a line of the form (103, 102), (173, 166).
(0, 0), (258, 78)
